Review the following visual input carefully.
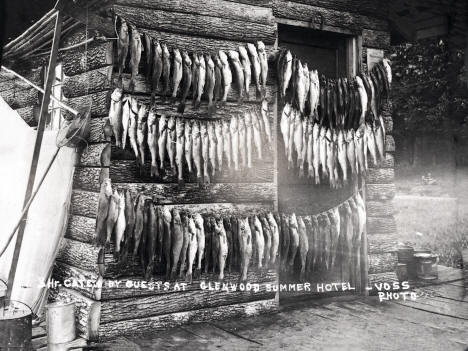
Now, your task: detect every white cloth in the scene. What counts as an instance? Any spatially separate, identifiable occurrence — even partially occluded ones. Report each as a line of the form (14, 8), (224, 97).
(0, 96), (75, 315)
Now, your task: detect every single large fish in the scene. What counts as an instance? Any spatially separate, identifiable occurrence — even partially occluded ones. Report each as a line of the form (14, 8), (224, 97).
(208, 121), (217, 177)
(293, 111), (304, 167)
(192, 121), (202, 183)
(129, 25), (142, 92)
(178, 51), (192, 113)
(280, 103), (292, 157)
(230, 116), (239, 171)
(238, 46), (252, 98)
(184, 119), (193, 174)
(121, 189), (135, 263)
(175, 118), (185, 185)
(106, 190), (120, 245)
(170, 208), (184, 279)
(253, 215), (265, 268)
(228, 50), (245, 101)
(214, 120), (224, 171)
(337, 130), (348, 183)
(309, 70), (320, 119)
(306, 119), (314, 179)
(312, 122), (321, 183)
(151, 39), (163, 96)
(260, 99), (272, 145)
(109, 88), (123, 148)
(95, 179), (112, 247)
(251, 111), (262, 160)
(296, 60), (306, 113)
(185, 216), (198, 283)
(179, 213), (190, 279)
(222, 119), (232, 169)
(213, 218), (229, 281)
(136, 104), (148, 170)
(257, 41), (268, 98)
(194, 213), (205, 278)
(162, 206), (172, 279)
(158, 115), (168, 170)
(117, 19), (129, 78)
(238, 116), (247, 169)
(161, 44), (171, 96)
(213, 55), (223, 103)
(288, 213), (299, 267)
(121, 97), (130, 149)
(245, 112), (253, 168)
(128, 98), (140, 161)
(267, 212), (279, 265)
(133, 194), (145, 256)
(171, 48), (183, 99)
(297, 216), (309, 281)
(328, 208), (341, 268)
(218, 50), (232, 104)
(205, 54), (216, 111)
(114, 191), (126, 256)
(200, 121), (210, 183)
(280, 214), (290, 269)
(166, 116), (176, 172)
(147, 107), (159, 178)
(298, 118), (308, 178)
(238, 217), (253, 282)
(143, 33), (152, 81)
(247, 43), (262, 97)
(281, 50), (293, 98)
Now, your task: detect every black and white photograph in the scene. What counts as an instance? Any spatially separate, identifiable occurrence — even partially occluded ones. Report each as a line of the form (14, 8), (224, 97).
(0, 0), (467, 349)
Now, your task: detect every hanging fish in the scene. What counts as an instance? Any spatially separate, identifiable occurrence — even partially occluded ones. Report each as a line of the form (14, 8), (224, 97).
(355, 76), (368, 128)
(121, 189), (135, 263)
(121, 96), (130, 149)
(365, 122), (377, 165)
(171, 48), (183, 99)
(175, 118), (185, 185)
(337, 130), (348, 184)
(228, 50), (245, 102)
(207, 121), (217, 177)
(293, 110), (304, 168)
(312, 122), (320, 183)
(161, 44), (171, 97)
(215, 120), (224, 172)
(288, 213), (299, 267)
(136, 104), (148, 171)
(280, 214), (290, 269)
(238, 46), (251, 98)
(178, 213), (190, 279)
(252, 215), (265, 268)
(245, 112), (253, 168)
(251, 110), (263, 160)
(144, 203), (158, 279)
(194, 213), (205, 279)
(319, 126), (328, 180)
(117, 19), (129, 78)
(147, 107), (159, 178)
(109, 88), (123, 148)
(297, 216), (308, 281)
(128, 98), (140, 161)
(143, 33), (152, 82)
(281, 50), (293, 99)
(128, 25), (142, 92)
(95, 179), (112, 247)
(280, 103), (292, 157)
(133, 194), (145, 256)
(191, 53), (200, 102)
(303, 65), (310, 113)
(185, 216), (198, 283)
(326, 129), (335, 187)
(287, 108), (296, 169)
(247, 43), (262, 97)
(260, 99), (272, 145)
(140, 199), (151, 275)
(267, 212), (279, 266)
(257, 41), (268, 98)
(298, 118), (308, 178)
(328, 208), (341, 268)
(161, 206), (172, 279)
(223, 217), (234, 272)
(184, 119), (193, 174)
(151, 39), (163, 97)
(213, 55), (223, 103)
(213, 218), (229, 281)
(166, 116), (176, 172)
(170, 208), (184, 280)
(205, 54), (216, 112)
(223, 119), (232, 169)
(309, 70), (320, 119)
(295, 60), (307, 114)
(306, 119), (314, 180)
(194, 53), (206, 108)
(157, 114), (168, 171)
(192, 121), (202, 183)
(218, 51), (232, 104)
(200, 121), (210, 183)
(238, 117), (247, 169)
(178, 51), (192, 113)
(230, 116), (239, 171)
(238, 217), (253, 282)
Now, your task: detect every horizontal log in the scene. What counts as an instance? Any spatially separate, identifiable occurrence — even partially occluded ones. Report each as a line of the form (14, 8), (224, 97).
(366, 200), (395, 217)
(53, 262), (101, 300)
(114, 0), (275, 25)
(15, 106), (38, 127)
(272, 1), (389, 32)
(367, 233), (399, 254)
(366, 168), (394, 184)
(0, 68), (42, 92)
(367, 216), (397, 234)
(113, 183), (276, 204)
(1, 87), (38, 109)
(362, 29), (390, 49)
(366, 184), (396, 201)
(71, 190), (99, 218)
(118, 73), (275, 103)
(368, 153), (394, 168)
(109, 158), (274, 184)
(283, 0), (388, 19)
(64, 91), (111, 120)
(62, 41), (114, 77)
(73, 167), (106, 192)
(224, 0), (272, 7)
(100, 284), (276, 323)
(368, 252), (397, 274)
(114, 6), (277, 44)
(50, 287), (101, 341)
(367, 271), (398, 287)
(66, 214), (96, 244)
(78, 143), (111, 167)
(140, 28), (276, 57)
(63, 66), (113, 98)
(97, 299), (278, 340)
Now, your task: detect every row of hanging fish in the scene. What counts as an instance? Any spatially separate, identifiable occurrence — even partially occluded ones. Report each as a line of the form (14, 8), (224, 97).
(109, 91), (272, 184)
(280, 103), (386, 188)
(277, 48), (392, 130)
(279, 193), (366, 284)
(95, 180), (281, 283)
(116, 17), (269, 113)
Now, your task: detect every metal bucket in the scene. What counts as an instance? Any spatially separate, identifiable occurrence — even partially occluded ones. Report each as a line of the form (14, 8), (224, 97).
(46, 301), (76, 344)
(0, 301), (33, 350)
